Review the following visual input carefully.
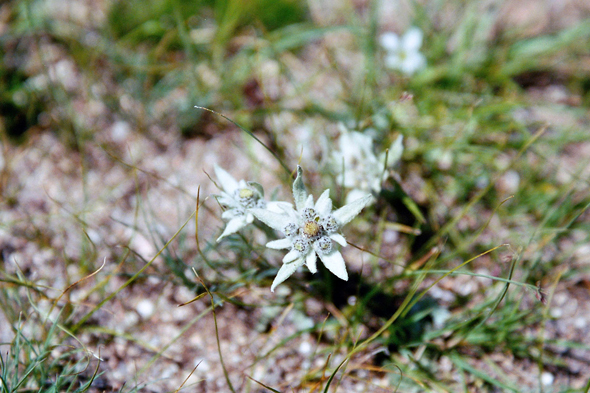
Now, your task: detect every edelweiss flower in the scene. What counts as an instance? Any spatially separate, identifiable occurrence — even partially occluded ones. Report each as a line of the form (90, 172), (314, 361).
(251, 166), (373, 291)
(333, 126), (403, 204)
(213, 165), (289, 242)
(379, 27), (426, 75)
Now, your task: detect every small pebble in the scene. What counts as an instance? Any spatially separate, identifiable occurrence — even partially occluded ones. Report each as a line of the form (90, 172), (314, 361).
(541, 371), (554, 386)
(197, 359), (210, 372)
(550, 308), (562, 318)
(497, 170), (520, 194)
(136, 299), (154, 318)
(574, 317), (587, 329)
(299, 341), (312, 355)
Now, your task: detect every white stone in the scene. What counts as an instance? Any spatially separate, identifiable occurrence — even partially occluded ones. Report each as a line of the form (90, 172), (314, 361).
(574, 317), (587, 329)
(111, 121), (131, 142)
(550, 308), (562, 318)
(541, 371), (554, 386)
(136, 299), (154, 319)
(498, 170), (520, 194)
(382, 229), (398, 243)
(197, 359), (210, 372)
(299, 341), (312, 355)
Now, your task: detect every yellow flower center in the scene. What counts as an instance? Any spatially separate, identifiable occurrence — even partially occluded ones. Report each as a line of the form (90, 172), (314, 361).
(302, 221), (320, 238)
(238, 188), (254, 199)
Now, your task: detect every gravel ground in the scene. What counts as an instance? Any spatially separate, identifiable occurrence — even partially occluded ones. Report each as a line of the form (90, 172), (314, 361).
(1, 0), (590, 391)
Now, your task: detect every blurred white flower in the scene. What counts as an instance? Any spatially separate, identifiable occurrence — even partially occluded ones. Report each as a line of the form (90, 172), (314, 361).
(333, 126), (403, 204)
(379, 27), (426, 75)
(251, 166), (372, 291)
(213, 165), (289, 242)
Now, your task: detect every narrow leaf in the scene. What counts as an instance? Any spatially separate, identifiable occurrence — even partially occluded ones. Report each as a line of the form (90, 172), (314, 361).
(333, 194), (373, 226)
(266, 238), (292, 250)
(293, 166), (307, 211)
(214, 164), (239, 193)
(271, 259), (303, 292)
(250, 208), (289, 232)
(319, 251), (348, 281)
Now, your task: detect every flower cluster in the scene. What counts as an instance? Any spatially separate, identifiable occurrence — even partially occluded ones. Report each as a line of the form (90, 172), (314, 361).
(332, 126), (403, 204)
(213, 165), (290, 242)
(379, 27), (426, 75)
(214, 165), (372, 291)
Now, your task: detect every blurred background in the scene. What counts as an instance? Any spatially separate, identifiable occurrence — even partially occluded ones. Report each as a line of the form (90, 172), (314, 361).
(1, 0), (590, 391)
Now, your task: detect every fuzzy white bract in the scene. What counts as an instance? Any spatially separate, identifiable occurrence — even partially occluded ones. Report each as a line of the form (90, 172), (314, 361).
(333, 126), (403, 204)
(251, 166), (373, 291)
(213, 165), (288, 242)
(379, 27), (426, 75)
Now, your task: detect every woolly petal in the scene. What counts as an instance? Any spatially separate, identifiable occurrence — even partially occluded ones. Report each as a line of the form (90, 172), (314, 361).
(293, 166), (307, 211)
(319, 250), (348, 281)
(266, 201), (293, 213)
(315, 189), (332, 216)
(304, 194), (314, 209)
(339, 130), (373, 166)
(216, 192), (237, 208)
(379, 32), (400, 51)
(216, 216), (248, 242)
(246, 213), (255, 223)
(385, 135), (404, 167)
(333, 194), (373, 226)
(330, 233), (347, 247)
(345, 189), (370, 205)
(401, 52), (426, 75)
(403, 27), (423, 51)
(306, 251), (317, 273)
(384, 54), (402, 70)
(283, 249), (301, 263)
(221, 210), (235, 220)
(352, 131), (375, 156)
(337, 166), (358, 189)
(271, 258), (304, 292)
(250, 208), (291, 232)
(278, 202), (297, 214)
(266, 238), (292, 250)
(214, 165), (239, 194)
(287, 206), (301, 222)
(272, 203), (300, 225)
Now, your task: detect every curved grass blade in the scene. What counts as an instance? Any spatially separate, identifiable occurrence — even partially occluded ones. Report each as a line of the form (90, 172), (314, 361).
(402, 244), (508, 318)
(194, 106), (291, 176)
(192, 268), (236, 393)
(246, 375), (282, 393)
(425, 125), (547, 250)
(173, 361), (202, 393)
(72, 210), (197, 332)
(46, 258), (107, 324)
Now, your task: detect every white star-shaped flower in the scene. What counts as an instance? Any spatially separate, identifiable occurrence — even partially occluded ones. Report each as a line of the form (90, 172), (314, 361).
(213, 165), (290, 242)
(251, 166), (373, 291)
(333, 126), (403, 204)
(379, 27), (426, 75)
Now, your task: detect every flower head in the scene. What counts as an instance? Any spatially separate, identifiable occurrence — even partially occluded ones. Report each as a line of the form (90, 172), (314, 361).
(379, 27), (426, 75)
(213, 165), (289, 242)
(251, 166), (373, 291)
(333, 126), (403, 204)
